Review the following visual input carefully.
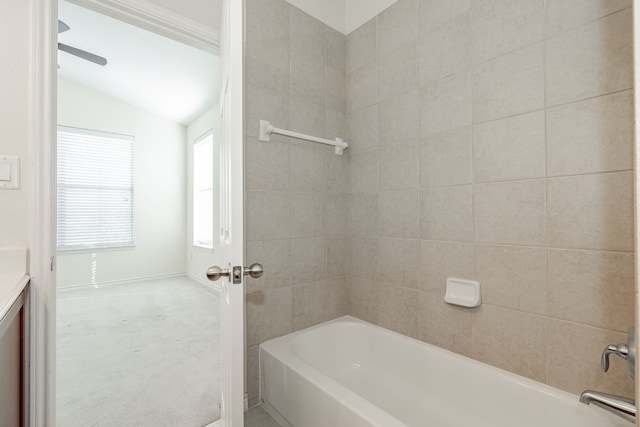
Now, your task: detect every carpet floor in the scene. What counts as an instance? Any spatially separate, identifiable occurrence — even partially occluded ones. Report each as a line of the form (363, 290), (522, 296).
(56, 276), (221, 427)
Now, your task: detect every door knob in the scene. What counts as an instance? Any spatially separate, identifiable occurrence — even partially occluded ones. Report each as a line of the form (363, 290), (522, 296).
(206, 263), (264, 282)
(206, 265), (230, 282)
(244, 263), (263, 279)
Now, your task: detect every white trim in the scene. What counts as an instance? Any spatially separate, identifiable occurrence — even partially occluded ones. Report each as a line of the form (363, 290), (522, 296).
(31, 0), (58, 424)
(66, 0), (220, 53)
(31, 1), (220, 426)
(55, 272), (186, 292)
(187, 272), (222, 295)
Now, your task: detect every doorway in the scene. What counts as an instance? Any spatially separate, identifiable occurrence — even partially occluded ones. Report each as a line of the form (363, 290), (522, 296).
(54, 1), (221, 425)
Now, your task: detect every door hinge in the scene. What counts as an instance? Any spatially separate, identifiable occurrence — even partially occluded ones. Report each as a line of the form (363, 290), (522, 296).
(50, 256), (55, 272)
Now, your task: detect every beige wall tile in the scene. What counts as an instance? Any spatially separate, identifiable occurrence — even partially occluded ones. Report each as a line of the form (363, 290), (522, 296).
(376, 0), (417, 56)
(419, 291), (473, 356)
(474, 244), (547, 315)
(347, 193), (377, 237)
(349, 237), (379, 281)
(420, 71), (472, 136)
(472, 305), (547, 382)
(545, 9), (633, 107)
(290, 237), (326, 284)
(327, 277), (348, 319)
(378, 90), (419, 146)
(547, 90), (633, 177)
(379, 143), (419, 191)
(548, 320), (634, 397)
(379, 238), (420, 289)
(326, 66), (347, 113)
(247, 345), (260, 406)
(348, 276), (379, 324)
(419, 13), (470, 85)
(420, 127), (472, 187)
(326, 145), (348, 194)
(474, 180), (546, 246)
(379, 285), (419, 338)
(246, 84), (290, 141)
(418, 0), (471, 33)
(290, 99), (325, 139)
(290, 6), (324, 57)
(545, 0), (631, 37)
(348, 58), (378, 112)
(290, 192), (326, 238)
(325, 108), (347, 141)
(348, 104), (378, 153)
(471, 0), (544, 64)
(246, 0), (290, 43)
(327, 194), (347, 237)
(245, 44), (290, 95)
(246, 138), (290, 191)
(378, 190), (420, 239)
(349, 149), (378, 194)
(293, 281), (327, 331)
(246, 287), (292, 346)
(246, 240), (291, 293)
(291, 50), (325, 106)
(246, 191), (290, 241)
(547, 172), (633, 252)
(327, 237), (347, 279)
(420, 185), (473, 242)
(347, 18), (376, 73)
(473, 43), (544, 123)
(549, 249), (634, 332)
(290, 144), (326, 193)
(326, 25), (346, 72)
(473, 111), (545, 183)
(420, 240), (474, 294)
(378, 56), (418, 102)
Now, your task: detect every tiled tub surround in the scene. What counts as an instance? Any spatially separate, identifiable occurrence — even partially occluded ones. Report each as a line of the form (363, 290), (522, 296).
(244, 0), (349, 407)
(345, 0), (635, 399)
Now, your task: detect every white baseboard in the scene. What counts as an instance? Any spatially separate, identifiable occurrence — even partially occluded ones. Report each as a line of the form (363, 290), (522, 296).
(187, 272), (221, 295)
(56, 272), (187, 291)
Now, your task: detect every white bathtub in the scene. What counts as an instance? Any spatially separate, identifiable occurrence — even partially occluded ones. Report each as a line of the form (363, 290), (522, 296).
(260, 316), (630, 427)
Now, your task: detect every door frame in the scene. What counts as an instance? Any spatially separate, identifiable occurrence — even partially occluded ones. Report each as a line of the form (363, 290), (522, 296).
(30, 2), (220, 425)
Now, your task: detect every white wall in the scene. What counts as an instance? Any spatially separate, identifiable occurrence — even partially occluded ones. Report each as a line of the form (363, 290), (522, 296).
(284, 0), (397, 34)
(185, 105), (220, 286)
(56, 77), (187, 287)
(0, 1), (31, 249)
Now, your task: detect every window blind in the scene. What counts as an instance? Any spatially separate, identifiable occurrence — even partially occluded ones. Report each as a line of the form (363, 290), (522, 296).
(57, 127), (135, 250)
(193, 131), (214, 248)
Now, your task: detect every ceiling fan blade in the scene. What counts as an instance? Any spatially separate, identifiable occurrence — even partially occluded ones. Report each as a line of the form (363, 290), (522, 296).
(58, 43), (108, 66)
(58, 20), (70, 33)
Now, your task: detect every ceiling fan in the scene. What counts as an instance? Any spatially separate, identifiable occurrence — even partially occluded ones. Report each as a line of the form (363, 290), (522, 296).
(58, 20), (108, 66)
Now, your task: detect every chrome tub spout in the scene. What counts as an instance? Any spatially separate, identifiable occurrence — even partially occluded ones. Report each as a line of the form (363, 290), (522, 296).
(579, 390), (635, 423)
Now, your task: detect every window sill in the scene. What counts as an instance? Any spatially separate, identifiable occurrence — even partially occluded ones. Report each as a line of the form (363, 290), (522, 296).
(56, 245), (136, 255)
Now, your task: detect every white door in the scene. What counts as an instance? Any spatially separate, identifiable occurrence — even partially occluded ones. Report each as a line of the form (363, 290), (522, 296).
(214, 0), (245, 426)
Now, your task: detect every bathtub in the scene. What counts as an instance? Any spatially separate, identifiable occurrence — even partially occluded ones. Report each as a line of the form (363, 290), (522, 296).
(260, 316), (630, 427)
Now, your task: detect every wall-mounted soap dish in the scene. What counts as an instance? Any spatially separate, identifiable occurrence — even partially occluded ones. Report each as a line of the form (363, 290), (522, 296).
(444, 278), (481, 308)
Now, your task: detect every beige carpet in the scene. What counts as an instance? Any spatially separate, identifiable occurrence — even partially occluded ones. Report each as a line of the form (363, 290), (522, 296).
(56, 276), (221, 427)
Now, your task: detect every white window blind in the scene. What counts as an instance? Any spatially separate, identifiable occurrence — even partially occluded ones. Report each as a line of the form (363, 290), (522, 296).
(193, 131), (214, 248)
(57, 127), (135, 250)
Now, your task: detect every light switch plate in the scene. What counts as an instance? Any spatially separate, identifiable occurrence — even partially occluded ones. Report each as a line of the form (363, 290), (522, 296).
(0, 156), (19, 189)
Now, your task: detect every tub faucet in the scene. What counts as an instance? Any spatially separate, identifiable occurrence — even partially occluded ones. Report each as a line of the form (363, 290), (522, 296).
(579, 328), (636, 423)
(579, 391), (635, 423)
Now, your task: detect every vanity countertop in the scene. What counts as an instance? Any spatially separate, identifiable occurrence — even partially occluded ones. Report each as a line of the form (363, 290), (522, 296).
(0, 248), (30, 321)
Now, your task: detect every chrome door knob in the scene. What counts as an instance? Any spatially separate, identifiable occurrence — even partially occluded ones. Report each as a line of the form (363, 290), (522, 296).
(206, 265), (230, 282)
(244, 263), (263, 279)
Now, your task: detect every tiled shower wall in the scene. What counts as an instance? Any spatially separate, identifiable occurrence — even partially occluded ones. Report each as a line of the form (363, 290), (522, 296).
(346, 0), (634, 397)
(243, 0), (348, 407)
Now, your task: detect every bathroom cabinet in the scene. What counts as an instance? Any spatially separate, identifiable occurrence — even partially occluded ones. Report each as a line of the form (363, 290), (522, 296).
(0, 288), (26, 427)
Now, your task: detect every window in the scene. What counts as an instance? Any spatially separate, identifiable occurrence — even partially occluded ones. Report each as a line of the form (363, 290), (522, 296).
(57, 127), (135, 250)
(193, 131), (214, 248)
